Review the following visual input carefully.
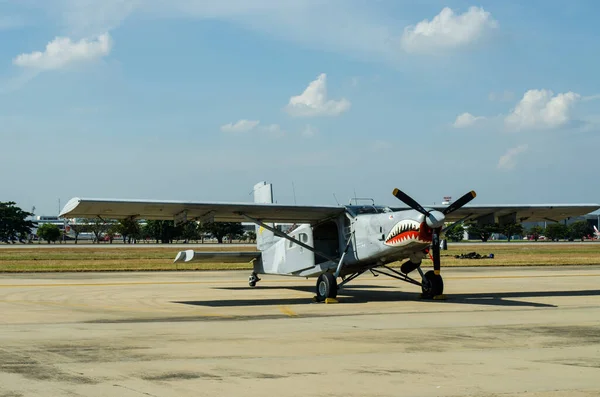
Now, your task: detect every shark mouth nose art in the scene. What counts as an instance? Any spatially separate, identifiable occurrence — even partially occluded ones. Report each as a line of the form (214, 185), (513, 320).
(385, 220), (432, 246)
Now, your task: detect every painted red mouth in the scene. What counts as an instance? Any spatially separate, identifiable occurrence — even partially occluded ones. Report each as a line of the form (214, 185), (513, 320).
(385, 221), (432, 246)
(386, 230), (420, 245)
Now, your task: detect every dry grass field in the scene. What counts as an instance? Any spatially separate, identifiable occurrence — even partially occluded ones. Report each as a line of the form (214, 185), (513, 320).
(1, 243), (600, 272)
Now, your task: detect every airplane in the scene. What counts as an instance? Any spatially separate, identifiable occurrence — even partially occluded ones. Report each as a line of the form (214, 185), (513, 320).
(594, 225), (600, 239)
(59, 181), (600, 302)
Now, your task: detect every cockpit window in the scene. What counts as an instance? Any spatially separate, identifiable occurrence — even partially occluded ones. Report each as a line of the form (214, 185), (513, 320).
(346, 205), (392, 216)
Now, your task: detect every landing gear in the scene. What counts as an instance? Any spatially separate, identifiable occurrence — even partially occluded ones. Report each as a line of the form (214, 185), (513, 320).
(248, 272), (260, 287)
(421, 270), (443, 298)
(315, 273), (337, 302)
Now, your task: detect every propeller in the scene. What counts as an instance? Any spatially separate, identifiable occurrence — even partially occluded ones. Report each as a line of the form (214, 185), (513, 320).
(392, 187), (477, 276)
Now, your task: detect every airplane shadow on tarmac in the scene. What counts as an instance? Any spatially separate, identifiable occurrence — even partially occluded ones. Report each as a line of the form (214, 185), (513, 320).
(173, 285), (600, 309)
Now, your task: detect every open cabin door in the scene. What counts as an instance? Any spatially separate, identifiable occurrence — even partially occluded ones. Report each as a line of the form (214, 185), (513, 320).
(280, 224), (316, 273)
(260, 224), (316, 275)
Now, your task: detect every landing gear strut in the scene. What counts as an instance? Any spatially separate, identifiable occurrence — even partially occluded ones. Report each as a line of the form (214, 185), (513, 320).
(315, 273), (337, 302)
(248, 272), (260, 287)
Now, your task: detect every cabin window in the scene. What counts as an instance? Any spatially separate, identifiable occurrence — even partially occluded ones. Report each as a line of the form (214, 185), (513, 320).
(299, 233), (308, 243)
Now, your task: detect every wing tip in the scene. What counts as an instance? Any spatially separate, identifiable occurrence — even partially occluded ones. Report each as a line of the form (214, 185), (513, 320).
(58, 197), (82, 218)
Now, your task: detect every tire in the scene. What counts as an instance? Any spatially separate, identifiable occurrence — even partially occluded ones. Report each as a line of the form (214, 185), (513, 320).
(315, 273), (337, 301)
(248, 272), (259, 288)
(421, 270), (443, 298)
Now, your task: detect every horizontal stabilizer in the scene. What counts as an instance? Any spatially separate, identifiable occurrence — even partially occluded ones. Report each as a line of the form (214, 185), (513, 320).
(173, 250), (261, 263)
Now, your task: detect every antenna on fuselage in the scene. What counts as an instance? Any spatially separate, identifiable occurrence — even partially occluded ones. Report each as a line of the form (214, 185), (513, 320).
(333, 193), (340, 206)
(292, 181), (297, 205)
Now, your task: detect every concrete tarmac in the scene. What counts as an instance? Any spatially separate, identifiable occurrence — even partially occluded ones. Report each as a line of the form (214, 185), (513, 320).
(1, 267), (599, 396)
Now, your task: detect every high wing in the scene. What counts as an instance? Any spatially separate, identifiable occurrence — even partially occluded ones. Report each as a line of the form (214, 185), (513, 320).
(59, 197), (345, 224)
(393, 204), (600, 224)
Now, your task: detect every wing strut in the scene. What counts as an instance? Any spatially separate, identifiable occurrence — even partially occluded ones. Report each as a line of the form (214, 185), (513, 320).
(239, 214), (337, 263)
(334, 233), (353, 278)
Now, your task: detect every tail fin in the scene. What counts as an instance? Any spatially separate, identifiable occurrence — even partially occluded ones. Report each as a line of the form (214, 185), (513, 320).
(253, 181), (277, 250)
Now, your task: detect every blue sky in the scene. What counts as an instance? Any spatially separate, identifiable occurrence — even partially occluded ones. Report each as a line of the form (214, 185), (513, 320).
(1, 0), (599, 215)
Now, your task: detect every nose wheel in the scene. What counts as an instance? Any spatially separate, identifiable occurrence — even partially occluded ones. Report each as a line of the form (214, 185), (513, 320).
(248, 272), (260, 287)
(421, 270), (443, 299)
(315, 273), (338, 302)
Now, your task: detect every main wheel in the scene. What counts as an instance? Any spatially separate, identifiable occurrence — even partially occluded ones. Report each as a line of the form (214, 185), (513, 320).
(421, 270), (443, 298)
(248, 272), (260, 288)
(315, 273), (337, 302)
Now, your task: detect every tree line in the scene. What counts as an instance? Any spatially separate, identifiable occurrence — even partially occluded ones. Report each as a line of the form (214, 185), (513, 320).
(65, 219), (255, 245)
(0, 201), (255, 244)
(444, 220), (595, 242)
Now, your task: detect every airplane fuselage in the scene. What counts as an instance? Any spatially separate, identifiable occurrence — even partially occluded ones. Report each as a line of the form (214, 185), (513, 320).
(256, 206), (433, 278)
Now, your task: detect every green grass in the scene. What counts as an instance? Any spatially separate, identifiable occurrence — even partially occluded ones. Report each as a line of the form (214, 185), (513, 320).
(0, 243), (599, 272)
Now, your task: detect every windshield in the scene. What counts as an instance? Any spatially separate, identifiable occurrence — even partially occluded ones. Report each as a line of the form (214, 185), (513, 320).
(346, 205), (392, 215)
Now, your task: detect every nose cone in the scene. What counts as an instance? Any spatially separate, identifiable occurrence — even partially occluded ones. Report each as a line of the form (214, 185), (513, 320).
(425, 210), (445, 229)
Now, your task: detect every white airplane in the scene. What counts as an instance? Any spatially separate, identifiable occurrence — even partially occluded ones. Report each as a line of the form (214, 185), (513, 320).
(594, 225), (600, 239)
(59, 181), (599, 302)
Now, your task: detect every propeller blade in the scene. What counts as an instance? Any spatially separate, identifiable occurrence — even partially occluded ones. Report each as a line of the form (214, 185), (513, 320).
(392, 188), (428, 215)
(442, 190), (476, 215)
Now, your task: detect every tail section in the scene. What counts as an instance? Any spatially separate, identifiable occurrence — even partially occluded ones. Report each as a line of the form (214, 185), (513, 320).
(253, 181), (277, 251)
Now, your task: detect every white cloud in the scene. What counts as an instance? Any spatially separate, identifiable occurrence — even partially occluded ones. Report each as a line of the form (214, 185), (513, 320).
(285, 73), (351, 117)
(497, 144), (528, 170)
(401, 6), (498, 53)
(220, 119), (260, 133)
(504, 89), (581, 130)
(301, 124), (318, 137)
(453, 112), (485, 128)
(582, 94), (600, 102)
(13, 33), (112, 70)
(260, 123), (285, 137)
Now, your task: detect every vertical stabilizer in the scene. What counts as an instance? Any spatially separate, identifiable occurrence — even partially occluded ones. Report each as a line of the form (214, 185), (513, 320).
(253, 181), (277, 250)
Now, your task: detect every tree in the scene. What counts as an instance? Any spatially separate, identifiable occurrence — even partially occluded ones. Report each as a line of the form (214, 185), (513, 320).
(203, 222), (245, 243)
(181, 222), (201, 243)
(528, 225), (544, 241)
(67, 223), (86, 244)
(568, 220), (594, 241)
(444, 224), (465, 242)
(466, 222), (499, 242)
(245, 230), (257, 243)
(105, 222), (120, 244)
(500, 222), (524, 242)
(143, 220), (182, 243)
(37, 223), (61, 244)
(545, 223), (568, 241)
(115, 218), (141, 244)
(81, 217), (110, 243)
(0, 202), (35, 243)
